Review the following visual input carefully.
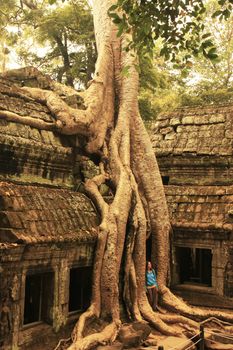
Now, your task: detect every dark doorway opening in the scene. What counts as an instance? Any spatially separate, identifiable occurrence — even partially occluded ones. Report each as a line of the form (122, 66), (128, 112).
(177, 247), (212, 286)
(162, 176), (170, 185)
(24, 271), (54, 325)
(69, 266), (92, 313)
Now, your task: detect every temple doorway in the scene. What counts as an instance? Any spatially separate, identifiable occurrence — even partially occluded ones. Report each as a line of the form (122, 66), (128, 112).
(176, 247), (212, 287)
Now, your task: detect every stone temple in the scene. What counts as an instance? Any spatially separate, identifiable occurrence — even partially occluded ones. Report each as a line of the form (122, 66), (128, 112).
(0, 71), (99, 349)
(0, 69), (233, 349)
(151, 105), (233, 308)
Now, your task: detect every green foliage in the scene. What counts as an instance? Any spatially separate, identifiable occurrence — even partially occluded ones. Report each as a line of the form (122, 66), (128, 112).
(181, 88), (233, 106)
(2, 0), (96, 87)
(0, 0), (16, 28)
(2, 0), (232, 118)
(139, 55), (170, 92)
(139, 89), (180, 121)
(138, 53), (181, 121)
(173, 0), (233, 92)
(24, 0), (96, 87)
(109, 0), (233, 63)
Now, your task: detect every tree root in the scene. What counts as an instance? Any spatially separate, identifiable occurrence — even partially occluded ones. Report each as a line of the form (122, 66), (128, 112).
(53, 337), (71, 350)
(160, 287), (233, 323)
(2, 2), (233, 347)
(67, 321), (120, 350)
(71, 305), (99, 343)
(0, 110), (56, 130)
(138, 298), (184, 337)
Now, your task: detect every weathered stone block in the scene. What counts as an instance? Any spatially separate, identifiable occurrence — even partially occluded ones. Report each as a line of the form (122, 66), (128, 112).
(225, 130), (233, 139)
(194, 116), (208, 124)
(6, 212), (24, 229)
(176, 126), (183, 133)
(29, 128), (41, 142)
(182, 116), (194, 124)
(165, 132), (176, 140)
(160, 126), (173, 135)
(151, 134), (163, 141)
(158, 119), (170, 128)
(170, 117), (180, 126)
(185, 139), (198, 148)
(209, 114), (225, 123)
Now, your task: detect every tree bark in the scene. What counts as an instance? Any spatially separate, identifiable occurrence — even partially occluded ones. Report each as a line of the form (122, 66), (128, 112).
(53, 33), (74, 87)
(1, 1), (233, 349)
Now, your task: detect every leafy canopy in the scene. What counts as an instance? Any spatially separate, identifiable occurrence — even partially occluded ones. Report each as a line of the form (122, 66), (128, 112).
(108, 0), (233, 63)
(1, 0), (96, 87)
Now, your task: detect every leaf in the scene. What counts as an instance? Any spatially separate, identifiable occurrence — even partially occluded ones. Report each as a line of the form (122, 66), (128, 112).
(208, 47), (217, 55)
(143, 21), (151, 36)
(118, 0), (126, 6)
(109, 13), (122, 24)
(212, 10), (222, 17)
(205, 47), (218, 60)
(108, 4), (118, 12)
(201, 40), (213, 48)
(117, 23), (125, 37)
(223, 9), (231, 19)
(113, 17), (122, 24)
(208, 53), (218, 60)
(160, 47), (167, 57)
(121, 65), (130, 77)
(202, 33), (211, 39)
(199, 7), (206, 15)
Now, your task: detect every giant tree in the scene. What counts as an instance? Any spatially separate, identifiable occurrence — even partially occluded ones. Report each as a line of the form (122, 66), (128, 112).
(1, 0), (233, 349)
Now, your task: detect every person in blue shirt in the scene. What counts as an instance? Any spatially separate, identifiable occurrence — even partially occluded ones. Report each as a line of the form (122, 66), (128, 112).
(146, 261), (158, 311)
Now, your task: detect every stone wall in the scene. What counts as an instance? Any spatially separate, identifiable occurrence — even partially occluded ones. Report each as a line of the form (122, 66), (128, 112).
(152, 104), (233, 306)
(0, 181), (99, 349)
(0, 76), (83, 188)
(0, 72), (100, 349)
(0, 241), (95, 349)
(151, 105), (233, 185)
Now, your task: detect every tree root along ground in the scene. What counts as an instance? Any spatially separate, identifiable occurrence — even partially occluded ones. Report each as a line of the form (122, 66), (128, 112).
(1, 0), (233, 349)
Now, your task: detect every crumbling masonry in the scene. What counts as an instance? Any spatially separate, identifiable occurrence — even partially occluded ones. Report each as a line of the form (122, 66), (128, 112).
(151, 106), (233, 308)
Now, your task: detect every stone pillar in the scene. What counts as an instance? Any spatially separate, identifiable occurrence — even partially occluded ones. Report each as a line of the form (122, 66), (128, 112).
(53, 258), (69, 331)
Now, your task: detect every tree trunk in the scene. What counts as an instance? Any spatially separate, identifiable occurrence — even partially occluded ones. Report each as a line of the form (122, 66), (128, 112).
(54, 33), (74, 87)
(1, 0), (233, 349)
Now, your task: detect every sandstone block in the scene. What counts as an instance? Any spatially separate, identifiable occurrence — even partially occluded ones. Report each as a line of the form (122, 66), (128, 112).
(29, 127), (42, 142)
(165, 132), (176, 140)
(170, 117), (180, 126)
(225, 130), (233, 139)
(160, 126), (173, 135)
(151, 134), (163, 141)
(158, 119), (170, 128)
(176, 126), (183, 133)
(182, 116), (194, 124)
(194, 116), (208, 124)
(209, 114), (225, 123)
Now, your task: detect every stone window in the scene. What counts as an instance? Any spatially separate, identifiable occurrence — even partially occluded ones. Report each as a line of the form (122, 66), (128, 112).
(69, 266), (92, 313)
(162, 176), (170, 185)
(177, 247), (212, 286)
(23, 272), (54, 325)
